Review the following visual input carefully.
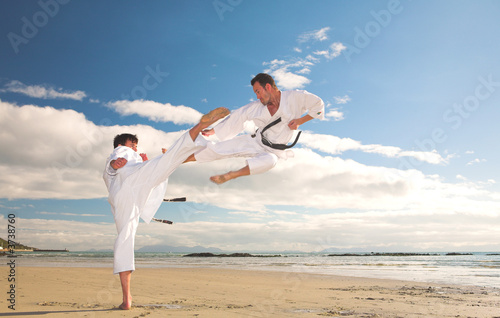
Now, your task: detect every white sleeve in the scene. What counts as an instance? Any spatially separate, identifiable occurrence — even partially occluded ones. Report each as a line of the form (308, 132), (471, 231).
(296, 90), (325, 120)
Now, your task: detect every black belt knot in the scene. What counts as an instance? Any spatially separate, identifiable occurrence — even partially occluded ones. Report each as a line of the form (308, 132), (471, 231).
(252, 117), (302, 150)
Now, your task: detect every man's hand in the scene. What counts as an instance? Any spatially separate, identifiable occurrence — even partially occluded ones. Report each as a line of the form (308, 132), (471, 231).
(140, 153), (148, 161)
(288, 119), (301, 130)
(288, 115), (313, 130)
(201, 128), (215, 137)
(110, 157), (128, 170)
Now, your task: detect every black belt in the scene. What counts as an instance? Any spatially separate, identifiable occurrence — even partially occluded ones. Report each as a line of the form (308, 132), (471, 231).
(252, 117), (302, 150)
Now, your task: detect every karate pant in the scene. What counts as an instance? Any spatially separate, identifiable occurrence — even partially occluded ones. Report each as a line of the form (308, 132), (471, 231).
(194, 134), (279, 175)
(111, 132), (203, 274)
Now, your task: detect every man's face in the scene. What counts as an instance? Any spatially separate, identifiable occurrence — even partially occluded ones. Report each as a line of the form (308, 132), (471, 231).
(124, 139), (138, 152)
(253, 82), (271, 105)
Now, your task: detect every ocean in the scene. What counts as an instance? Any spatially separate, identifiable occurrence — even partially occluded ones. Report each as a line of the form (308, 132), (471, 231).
(11, 251), (500, 289)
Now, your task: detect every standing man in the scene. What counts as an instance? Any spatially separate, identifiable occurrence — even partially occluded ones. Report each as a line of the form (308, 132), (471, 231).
(185, 73), (324, 184)
(103, 107), (229, 310)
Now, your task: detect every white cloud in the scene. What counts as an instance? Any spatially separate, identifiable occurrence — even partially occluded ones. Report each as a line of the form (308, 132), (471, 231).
(313, 50), (329, 57)
(297, 27), (331, 43)
(2, 101), (499, 253)
(2, 101), (500, 253)
(37, 211), (106, 217)
(334, 95), (351, 104)
(106, 99), (203, 125)
(0, 100), (186, 199)
(261, 28), (345, 90)
(467, 158), (486, 166)
(299, 132), (448, 165)
(268, 68), (311, 90)
(9, 198), (500, 252)
(313, 42), (346, 60)
(326, 109), (344, 121)
(263, 58), (315, 89)
(328, 42), (347, 59)
(0, 101), (454, 206)
(1, 80), (86, 101)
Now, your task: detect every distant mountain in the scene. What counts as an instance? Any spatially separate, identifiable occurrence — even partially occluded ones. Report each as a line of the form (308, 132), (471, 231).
(320, 247), (373, 253)
(0, 237), (34, 250)
(319, 247), (448, 254)
(137, 244), (225, 253)
(86, 248), (114, 252)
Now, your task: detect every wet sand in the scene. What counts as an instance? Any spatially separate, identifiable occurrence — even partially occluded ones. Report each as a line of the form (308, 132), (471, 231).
(1, 266), (499, 317)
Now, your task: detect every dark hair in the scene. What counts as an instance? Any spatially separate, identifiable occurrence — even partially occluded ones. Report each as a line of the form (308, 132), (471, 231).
(113, 133), (138, 148)
(251, 73), (277, 90)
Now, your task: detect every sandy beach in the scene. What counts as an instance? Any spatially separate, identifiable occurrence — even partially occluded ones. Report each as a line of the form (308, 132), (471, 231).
(1, 266), (499, 317)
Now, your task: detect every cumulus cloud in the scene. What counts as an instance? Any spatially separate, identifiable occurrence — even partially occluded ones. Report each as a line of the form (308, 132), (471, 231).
(2, 101), (500, 253)
(1, 80), (86, 101)
(0, 100), (185, 199)
(328, 42), (347, 59)
(262, 58), (317, 89)
(299, 132), (448, 165)
(261, 27), (345, 90)
(333, 95), (351, 104)
(9, 198), (500, 252)
(297, 27), (331, 43)
(106, 99), (203, 125)
(467, 158), (486, 166)
(313, 42), (346, 60)
(0, 100), (469, 208)
(268, 68), (311, 90)
(325, 109), (344, 121)
(0, 102), (495, 206)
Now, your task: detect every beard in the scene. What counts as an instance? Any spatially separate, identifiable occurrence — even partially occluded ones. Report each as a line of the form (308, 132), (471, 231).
(260, 95), (271, 105)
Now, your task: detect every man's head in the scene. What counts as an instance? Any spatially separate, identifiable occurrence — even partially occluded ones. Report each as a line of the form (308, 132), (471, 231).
(113, 133), (138, 151)
(251, 73), (277, 90)
(251, 73), (278, 105)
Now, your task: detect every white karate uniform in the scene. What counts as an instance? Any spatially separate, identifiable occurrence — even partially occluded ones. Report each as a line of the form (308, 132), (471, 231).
(103, 132), (204, 274)
(194, 90), (324, 174)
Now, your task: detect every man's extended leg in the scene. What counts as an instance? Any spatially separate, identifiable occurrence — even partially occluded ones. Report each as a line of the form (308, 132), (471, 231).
(183, 107), (229, 162)
(128, 107), (230, 198)
(188, 107), (229, 141)
(117, 106), (231, 225)
(210, 166), (250, 184)
(210, 152), (278, 184)
(119, 271), (132, 310)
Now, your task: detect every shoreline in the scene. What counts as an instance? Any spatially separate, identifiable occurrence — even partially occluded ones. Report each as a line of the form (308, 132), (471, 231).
(11, 251), (500, 289)
(1, 266), (498, 317)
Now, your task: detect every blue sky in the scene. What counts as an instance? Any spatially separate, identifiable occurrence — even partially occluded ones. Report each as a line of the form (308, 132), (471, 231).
(1, 0), (500, 252)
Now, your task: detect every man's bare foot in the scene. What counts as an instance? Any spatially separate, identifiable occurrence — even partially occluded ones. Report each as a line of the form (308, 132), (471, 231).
(210, 174), (229, 185)
(199, 107), (230, 129)
(189, 107), (230, 141)
(119, 300), (132, 310)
